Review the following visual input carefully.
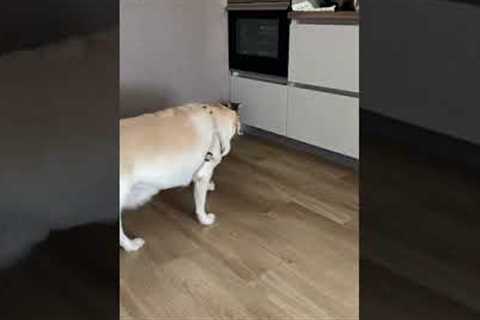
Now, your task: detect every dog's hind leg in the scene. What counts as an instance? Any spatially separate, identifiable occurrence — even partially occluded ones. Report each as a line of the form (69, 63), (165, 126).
(120, 213), (145, 252)
(208, 180), (215, 191)
(119, 181), (145, 252)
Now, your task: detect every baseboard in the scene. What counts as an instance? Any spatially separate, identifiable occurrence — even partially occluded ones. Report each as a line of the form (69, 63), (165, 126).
(361, 109), (480, 173)
(243, 125), (359, 170)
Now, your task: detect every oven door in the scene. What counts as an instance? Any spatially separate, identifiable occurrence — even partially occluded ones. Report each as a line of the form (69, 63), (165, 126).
(228, 10), (290, 78)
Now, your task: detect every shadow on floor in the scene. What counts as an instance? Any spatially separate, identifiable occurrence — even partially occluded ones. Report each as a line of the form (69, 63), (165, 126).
(0, 223), (118, 320)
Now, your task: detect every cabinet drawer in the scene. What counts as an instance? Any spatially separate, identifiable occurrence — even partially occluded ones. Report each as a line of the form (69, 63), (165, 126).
(289, 23), (359, 93)
(230, 76), (288, 135)
(287, 86), (359, 158)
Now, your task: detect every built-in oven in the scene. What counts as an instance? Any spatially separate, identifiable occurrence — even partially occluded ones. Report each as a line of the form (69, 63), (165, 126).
(227, 1), (291, 78)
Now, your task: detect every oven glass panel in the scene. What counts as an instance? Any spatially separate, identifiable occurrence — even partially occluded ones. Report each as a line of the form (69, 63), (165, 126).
(235, 18), (279, 58)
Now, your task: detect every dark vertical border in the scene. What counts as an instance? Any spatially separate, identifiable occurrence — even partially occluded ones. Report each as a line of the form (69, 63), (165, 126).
(361, 0), (480, 318)
(0, 1), (118, 319)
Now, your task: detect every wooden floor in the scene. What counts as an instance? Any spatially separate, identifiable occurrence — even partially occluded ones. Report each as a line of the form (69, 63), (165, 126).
(120, 134), (359, 320)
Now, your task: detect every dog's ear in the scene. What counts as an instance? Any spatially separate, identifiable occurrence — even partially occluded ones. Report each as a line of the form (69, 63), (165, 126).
(218, 100), (230, 108)
(230, 102), (243, 112)
(220, 101), (243, 112)
(218, 100), (243, 112)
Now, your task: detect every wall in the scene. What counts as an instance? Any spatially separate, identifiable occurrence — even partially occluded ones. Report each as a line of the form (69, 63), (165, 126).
(120, 0), (229, 117)
(361, 0), (480, 145)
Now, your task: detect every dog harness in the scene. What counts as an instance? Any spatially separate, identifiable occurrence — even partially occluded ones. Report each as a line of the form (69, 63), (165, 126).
(203, 106), (225, 163)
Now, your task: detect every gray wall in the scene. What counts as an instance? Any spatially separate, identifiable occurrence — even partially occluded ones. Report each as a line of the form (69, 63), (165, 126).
(361, 0), (480, 145)
(120, 0), (229, 117)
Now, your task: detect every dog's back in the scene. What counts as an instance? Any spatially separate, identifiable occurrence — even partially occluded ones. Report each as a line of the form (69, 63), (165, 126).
(120, 104), (219, 209)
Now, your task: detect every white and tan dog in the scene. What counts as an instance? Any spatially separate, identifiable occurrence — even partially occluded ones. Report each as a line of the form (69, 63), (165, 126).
(119, 102), (242, 251)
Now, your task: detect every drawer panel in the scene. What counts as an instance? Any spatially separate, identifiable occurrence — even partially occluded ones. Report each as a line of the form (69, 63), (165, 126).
(289, 23), (359, 93)
(287, 86), (359, 158)
(231, 76), (288, 135)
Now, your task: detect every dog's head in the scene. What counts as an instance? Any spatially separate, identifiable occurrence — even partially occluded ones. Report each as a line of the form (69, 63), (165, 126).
(215, 101), (243, 137)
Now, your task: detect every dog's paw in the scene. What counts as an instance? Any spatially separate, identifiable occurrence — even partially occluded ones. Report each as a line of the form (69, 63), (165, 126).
(124, 237), (145, 252)
(208, 181), (215, 191)
(200, 213), (216, 225)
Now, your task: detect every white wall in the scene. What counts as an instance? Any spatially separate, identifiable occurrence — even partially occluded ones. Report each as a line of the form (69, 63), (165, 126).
(120, 0), (229, 117)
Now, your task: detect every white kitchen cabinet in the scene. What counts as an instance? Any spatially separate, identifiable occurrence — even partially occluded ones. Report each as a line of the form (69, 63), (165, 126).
(289, 22), (359, 93)
(230, 76), (288, 136)
(287, 86), (359, 159)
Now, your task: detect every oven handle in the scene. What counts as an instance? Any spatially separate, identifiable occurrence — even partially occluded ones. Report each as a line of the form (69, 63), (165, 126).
(226, 1), (290, 11)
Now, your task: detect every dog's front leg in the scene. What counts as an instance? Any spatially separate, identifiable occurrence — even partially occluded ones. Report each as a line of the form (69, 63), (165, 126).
(193, 175), (216, 225)
(221, 139), (231, 157)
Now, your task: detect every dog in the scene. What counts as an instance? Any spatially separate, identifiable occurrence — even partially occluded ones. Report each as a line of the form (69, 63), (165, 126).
(119, 102), (242, 251)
